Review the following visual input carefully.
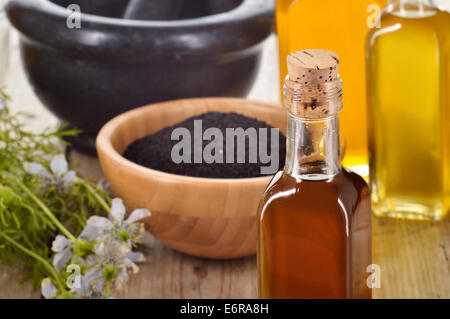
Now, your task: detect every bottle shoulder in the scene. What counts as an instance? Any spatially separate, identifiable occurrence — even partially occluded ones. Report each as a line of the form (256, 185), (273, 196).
(259, 169), (369, 213)
(341, 168), (370, 194)
(367, 8), (450, 43)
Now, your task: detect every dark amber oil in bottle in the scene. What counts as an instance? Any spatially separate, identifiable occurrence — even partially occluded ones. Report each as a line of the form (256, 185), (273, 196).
(257, 50), (372, 299)
(258, 170), (371, 298)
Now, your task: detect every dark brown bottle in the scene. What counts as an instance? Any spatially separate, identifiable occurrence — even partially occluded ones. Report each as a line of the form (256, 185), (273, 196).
(257, 49), (372, 299)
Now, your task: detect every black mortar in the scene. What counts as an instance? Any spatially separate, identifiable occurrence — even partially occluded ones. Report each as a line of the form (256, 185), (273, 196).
(6, 0), (274, 155)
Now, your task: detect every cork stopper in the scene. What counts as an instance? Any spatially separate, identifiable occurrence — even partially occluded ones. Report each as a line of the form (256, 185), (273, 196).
(287, 49), (340, 84)
(284, 49), (343, 119)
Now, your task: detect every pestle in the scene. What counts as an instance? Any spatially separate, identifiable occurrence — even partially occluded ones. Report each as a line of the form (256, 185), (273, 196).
(123, 0), (185, 20)
(123, 0), (243, 21)
(53, 0), (131, 18)
(177, 0), (242, 20)
(203, 0), (243, 16)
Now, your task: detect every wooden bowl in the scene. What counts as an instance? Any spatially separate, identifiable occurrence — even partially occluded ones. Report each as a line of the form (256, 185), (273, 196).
(96, 98), (286, 259)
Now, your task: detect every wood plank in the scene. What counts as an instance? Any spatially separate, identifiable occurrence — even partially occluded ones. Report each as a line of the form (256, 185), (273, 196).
(2, 215), (449, 298)
(119, 235), (257, 299)
(372, 218), (450, 298)
(0, 265), (40, 299)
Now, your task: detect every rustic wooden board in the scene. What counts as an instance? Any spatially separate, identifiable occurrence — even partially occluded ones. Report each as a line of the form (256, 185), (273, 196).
(2, 205), (449, 299)
(372, 218), (450, 298)
(122, 215), (450, 299)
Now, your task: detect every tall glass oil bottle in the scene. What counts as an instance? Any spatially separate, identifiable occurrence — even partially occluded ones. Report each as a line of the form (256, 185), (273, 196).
(276, 0), (387, 173)
(258, 50), (372, 299)
(367, 0), (450, 221)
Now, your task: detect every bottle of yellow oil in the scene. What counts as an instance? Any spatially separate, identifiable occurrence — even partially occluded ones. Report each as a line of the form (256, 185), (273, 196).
(366, 0), (450, 220)
(276, 0), (387, 175)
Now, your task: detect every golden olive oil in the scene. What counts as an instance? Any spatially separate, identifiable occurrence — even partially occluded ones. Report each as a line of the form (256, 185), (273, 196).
(367, 1), (450, 220)
(276, 0), (387, 173)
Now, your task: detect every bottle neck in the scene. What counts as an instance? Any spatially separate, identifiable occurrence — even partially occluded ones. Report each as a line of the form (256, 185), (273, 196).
(388, 0), (437, 18)
(284, 113), (341, 180)
(389, 0), (434, 9)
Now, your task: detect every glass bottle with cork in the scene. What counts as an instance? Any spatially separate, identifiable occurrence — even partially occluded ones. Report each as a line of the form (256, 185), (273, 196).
(257, 49), (372, 299)
(366, 0), (450, 221)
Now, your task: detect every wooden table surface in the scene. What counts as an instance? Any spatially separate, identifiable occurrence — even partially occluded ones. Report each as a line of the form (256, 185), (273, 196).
(1, 31), (449, 299)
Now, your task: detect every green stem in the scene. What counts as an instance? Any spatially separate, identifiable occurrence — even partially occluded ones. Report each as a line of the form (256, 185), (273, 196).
(1, 233), (65, 291)
(82, 180), (111, 214)
(16, 180), (76, 241)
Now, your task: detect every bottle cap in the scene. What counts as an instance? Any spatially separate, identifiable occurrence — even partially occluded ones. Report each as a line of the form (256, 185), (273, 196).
(284, 49), (343, 119)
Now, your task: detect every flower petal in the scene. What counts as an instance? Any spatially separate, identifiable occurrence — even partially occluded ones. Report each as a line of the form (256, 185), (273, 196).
(125, 251), (145, 263)
(94, 242), (107, 257)
(111, 198), (126, 223)
(52, 247), (72, 272)
(51, 235), (69, 253)
(78, 225), (101, 241)
(74, 275), (90, 297)
(84, 265), (105, 294)
(79, 225), (100, 242)
(41, 278), (58, 299)
(126, 208), (151, 224)
(86, 216), (113, 230)
(50, 155), (68, 177)
(119, 241), (132, 254)
(85, 266), (102, 283)
(130, 262), (139, 274)
(85, 255), (97, 268)
(123, 258), (139, 274)
(92, 278), (105, 294)
(24, 162), (51, 178)
(63, 170), (77, 186)
(97, 179), (111, 192)
(116, 269), (129, 289)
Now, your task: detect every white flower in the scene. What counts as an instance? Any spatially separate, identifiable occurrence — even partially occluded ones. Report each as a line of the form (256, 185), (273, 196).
(81, 199), (150, 294)
(41, 278), (57, 299)
(25, 155), (76, 189)
(110, 198), (151, 248)
(46, 197), (151, 299)
(51, 235), (73, 272)
(85, 254), (138, 292)
(80, 198), (150, 250)
(111, 198), (151, 224)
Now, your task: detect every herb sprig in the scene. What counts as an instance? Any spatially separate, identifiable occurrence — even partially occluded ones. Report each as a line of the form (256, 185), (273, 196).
(0, 90), (112, 288)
